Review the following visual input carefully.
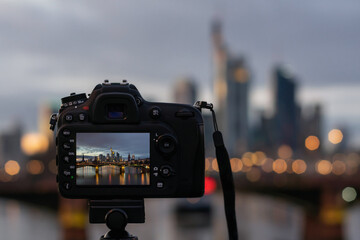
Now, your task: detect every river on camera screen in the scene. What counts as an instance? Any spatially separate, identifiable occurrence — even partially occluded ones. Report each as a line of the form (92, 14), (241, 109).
(76, 165), (150, 185)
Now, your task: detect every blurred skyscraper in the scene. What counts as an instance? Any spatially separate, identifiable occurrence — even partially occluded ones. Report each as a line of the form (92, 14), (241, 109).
(173, 78), (197, 105)
(273, 66), (299, 150)
(252, 66), (324, 157)
(0, 123), (24, 167)
(298, 104), (323, 152)
(212, 19), (250, 156)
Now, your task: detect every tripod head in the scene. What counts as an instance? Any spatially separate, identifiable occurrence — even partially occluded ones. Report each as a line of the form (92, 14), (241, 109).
(89, 199), (145, 240)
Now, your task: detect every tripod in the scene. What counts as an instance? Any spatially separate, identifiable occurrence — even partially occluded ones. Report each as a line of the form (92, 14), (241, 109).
(89, 199), (145, 240)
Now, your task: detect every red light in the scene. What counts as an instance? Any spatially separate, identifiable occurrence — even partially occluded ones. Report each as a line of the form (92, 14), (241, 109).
(82, 106), (89, 110)
(204, 176), (217, 195)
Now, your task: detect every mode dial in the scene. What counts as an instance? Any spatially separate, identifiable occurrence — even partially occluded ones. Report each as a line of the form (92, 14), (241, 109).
(61, 93), (87, 109)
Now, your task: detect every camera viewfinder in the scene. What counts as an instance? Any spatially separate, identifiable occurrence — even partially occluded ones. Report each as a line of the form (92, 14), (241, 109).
(107, 104), (127, 120)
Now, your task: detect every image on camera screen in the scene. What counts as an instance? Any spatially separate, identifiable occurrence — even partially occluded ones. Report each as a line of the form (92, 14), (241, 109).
(76, 132), (150, 186)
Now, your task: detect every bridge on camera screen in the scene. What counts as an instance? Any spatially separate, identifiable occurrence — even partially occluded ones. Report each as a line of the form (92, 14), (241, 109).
(76, 160), (149, 168)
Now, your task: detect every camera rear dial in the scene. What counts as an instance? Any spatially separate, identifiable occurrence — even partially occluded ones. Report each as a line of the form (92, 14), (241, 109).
(156, 134), (177, 156)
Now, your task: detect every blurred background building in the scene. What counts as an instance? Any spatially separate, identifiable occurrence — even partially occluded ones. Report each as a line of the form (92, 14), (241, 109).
(212, 19), (250, 156)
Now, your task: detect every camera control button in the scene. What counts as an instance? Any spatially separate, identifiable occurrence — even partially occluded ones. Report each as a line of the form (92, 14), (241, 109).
(175, 110), (194, 118)
(63, 182), (71, 190)
(63, 143), (71, 149)
(79, 113), (86, 121)
(63, 129), (71, 136)
(63, 170), (71, 177)
(65, 114), (73, 122)
(160, 166), (173, 177)
(157, 135), (176, 155)
(150, 107), (161, 119)
(63, 156), (70, 163)
(135, 96), (143, 106)
(156, 181), (164, 189)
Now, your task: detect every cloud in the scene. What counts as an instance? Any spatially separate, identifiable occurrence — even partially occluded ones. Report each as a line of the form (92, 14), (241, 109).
(76, 132), (150, 158)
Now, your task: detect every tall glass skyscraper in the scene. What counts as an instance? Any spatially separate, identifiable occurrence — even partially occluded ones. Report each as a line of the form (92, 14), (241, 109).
(212, 19), (250, 156)
(273, 66), (299, 150)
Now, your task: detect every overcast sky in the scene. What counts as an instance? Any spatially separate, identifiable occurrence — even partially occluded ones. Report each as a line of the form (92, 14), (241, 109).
(77, 133), (149, 158)
(0, 0), (359, 148)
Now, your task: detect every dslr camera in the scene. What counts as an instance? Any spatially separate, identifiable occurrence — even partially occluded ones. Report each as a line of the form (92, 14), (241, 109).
(51, 80), (205, 199)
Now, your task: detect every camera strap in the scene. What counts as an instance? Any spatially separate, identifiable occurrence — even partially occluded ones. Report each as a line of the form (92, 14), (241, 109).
(195, 101), (238, 240)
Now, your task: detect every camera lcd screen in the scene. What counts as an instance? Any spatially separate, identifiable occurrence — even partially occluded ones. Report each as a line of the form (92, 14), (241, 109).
(76, 133), (150, 186)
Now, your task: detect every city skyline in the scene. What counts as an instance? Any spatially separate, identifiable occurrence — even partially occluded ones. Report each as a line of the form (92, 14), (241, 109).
(76, 133), (150, 160)
(76, 147), (148, 162)
(0, 1), (359, 149)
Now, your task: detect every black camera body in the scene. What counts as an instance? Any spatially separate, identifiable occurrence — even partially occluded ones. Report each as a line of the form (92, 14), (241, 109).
(52, 81), (205, 199)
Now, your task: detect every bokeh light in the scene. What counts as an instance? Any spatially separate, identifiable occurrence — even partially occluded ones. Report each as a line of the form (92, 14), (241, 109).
(328, 129), (343, 144)
(5, 160), (20, 176)
(204, 176), (217, 195)
(242, 156), (253, 167)
(253, 151), (266, 166)
(27, 160), (44, 175)
(292, 159), (307, 174)
(241, 165), (252, 172)
(342, 187), (357, 202)
(332, 160), (346, 175)
(230, 158), (242, 172)
(48, 159), (58, 175)
(246, 168), (261, 182)
(316, 160), (332, 175)
(205, 158), (211, 171)
(277, 145), (293, 159)
(261, 158), (274, 173)
(21, 133), (49, 155)
(345, 153), (360, 175)
(273, 159), (287, 174)
(211, 159), (219, 172)
(305, 136), (320, 151)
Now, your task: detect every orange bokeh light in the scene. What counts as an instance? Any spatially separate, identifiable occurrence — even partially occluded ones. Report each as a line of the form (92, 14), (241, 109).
(328, 129), (343, 144)
(205, 158), (211, 171)
(316, 160), (332, 175)
(305, 136), (320, 151)
(246, 168), (261, 182)
(278, 145), (293, 159)
(5, 160), (20, 176)
(292, 159), (307, 174)
(230, 158), (242, 172)
(211, 159), (219, 172)
(332, 160), (346, 175)
(262, 158), (274, 173)
(21, 133), (49, 155)
(27, 160), (44, 175)
(273, 159), (287, 174)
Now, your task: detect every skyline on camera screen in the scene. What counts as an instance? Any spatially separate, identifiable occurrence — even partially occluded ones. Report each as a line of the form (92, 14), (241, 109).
(76, 132), (150, 186)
